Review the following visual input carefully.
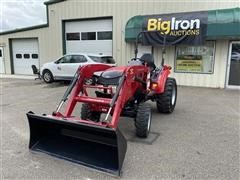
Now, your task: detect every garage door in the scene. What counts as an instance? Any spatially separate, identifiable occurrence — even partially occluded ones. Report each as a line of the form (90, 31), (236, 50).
(12, 39), (39, 75)
(65, 19), (112, 56)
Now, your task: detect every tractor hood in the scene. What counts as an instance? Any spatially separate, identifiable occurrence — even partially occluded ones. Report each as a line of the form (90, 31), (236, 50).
(105, 66), (128, 73)
(101, 70), (123, 79)
(94, 66), (127, 78)
(94, 66), (127, 85)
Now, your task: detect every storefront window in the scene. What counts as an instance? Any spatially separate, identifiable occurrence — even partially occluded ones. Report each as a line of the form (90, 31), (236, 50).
(175, 42), (215, 73)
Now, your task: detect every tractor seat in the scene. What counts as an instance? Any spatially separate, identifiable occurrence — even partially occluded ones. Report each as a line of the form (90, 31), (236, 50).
(140, 53), (156, 71)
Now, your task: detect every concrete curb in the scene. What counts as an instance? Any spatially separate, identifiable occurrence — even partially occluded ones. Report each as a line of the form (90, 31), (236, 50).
(0, 74), (36, 80)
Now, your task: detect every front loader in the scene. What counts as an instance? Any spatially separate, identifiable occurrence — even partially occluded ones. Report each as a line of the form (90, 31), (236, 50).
(27, 33), (177, 177)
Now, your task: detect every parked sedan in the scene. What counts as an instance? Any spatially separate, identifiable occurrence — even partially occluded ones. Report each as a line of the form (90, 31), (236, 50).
(40, 53), (116, 83)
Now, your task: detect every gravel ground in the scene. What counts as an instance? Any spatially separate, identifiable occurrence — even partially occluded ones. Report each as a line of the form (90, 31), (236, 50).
(0, 78), (239, 179)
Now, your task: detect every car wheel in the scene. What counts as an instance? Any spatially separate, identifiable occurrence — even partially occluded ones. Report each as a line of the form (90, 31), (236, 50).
(42, 70), (54, 83)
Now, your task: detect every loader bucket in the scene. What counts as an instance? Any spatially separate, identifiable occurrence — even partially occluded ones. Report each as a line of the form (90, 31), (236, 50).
(26, 112), (127, 176)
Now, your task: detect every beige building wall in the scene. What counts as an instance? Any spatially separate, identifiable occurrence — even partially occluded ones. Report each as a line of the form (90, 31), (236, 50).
(153, 40), (230, 88)
(0, 0), (239, 88)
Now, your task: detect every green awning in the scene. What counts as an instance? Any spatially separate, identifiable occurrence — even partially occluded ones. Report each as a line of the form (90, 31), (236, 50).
(207, 7), (240, 39)
(125, 7), (240, 42)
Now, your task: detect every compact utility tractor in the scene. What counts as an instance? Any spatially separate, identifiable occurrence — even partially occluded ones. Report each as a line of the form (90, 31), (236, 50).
(27, 33), (177, 176)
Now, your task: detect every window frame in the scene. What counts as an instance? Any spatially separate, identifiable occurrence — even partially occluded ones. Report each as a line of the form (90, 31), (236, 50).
(23, 54), (30, 59)
(16, 54), (22, 59)
(56, 55), (72, 64)
(32, 54), (38, 59)
(70, 55), (88, 63)
(88, 55), (115, 64)
(66, 32), (80, 41)
(97, 31), (112, 40)
(174, 41), (216, 74)
(81, 32), (96, 41)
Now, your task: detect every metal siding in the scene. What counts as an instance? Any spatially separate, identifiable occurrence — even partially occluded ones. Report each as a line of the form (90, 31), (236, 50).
(0, 0), (238, 87)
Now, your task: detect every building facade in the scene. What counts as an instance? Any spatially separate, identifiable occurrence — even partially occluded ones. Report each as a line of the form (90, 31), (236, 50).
(0, 0), (239, 88)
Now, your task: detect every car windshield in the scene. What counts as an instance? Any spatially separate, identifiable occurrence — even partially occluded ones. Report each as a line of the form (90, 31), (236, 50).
(88, 56), (115, 64)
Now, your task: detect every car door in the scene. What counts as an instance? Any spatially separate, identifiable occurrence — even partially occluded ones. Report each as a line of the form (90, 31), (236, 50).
(54, 55), (72, 78)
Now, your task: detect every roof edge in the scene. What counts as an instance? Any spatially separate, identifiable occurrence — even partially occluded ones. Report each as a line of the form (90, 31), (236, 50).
(0, 24), (48, 35)
(44, 0), (66, 5)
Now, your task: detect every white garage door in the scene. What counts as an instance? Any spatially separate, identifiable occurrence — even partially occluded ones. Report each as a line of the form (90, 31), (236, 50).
(12, 39), (39, 75)
(65, 19), (112, 56)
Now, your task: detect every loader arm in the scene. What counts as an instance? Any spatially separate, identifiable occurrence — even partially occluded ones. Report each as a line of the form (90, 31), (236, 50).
(63, 64), (112, 117)
(55, 64), (149, 129)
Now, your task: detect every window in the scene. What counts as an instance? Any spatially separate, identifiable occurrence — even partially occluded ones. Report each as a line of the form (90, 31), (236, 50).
(70, 55), (87, 63)
(88, 56), (115, 64)
(23, 54), (30, 59)
(0, 49), (2, 57)
(16, 54), (22, 58)
(66, 33), (80, 40)
(57, 55), (72, 64)
(175, 42), (215, 74)
(81, 32), (96, 40)
(32, 54), (38, 59)
(97, 31), (112, 40)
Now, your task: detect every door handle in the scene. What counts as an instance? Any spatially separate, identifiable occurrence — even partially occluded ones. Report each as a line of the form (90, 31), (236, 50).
(57, 66), (61, 70)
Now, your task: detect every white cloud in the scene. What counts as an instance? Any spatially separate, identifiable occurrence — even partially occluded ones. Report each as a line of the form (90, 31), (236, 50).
(0, 0), (47, 32)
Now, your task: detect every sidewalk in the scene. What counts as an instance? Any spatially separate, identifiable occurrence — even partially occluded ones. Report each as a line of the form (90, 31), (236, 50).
(0, 74), (35, 80)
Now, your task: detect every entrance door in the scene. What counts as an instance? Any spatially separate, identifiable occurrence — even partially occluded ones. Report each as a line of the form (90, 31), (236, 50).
(226, 41), (240, 88)
(0, 47), (5, 74)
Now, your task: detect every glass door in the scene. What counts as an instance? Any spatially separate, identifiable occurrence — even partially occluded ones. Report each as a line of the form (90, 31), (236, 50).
(226, 42), (240, 88)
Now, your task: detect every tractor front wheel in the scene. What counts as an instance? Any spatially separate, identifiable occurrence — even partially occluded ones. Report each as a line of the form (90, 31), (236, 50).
(156, 77), (177, 113)
(135, 103), (152, 138)
(81, 103), (101, 122)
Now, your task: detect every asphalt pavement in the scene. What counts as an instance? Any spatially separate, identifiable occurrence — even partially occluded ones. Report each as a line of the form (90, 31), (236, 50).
(0, 78), (239, 179)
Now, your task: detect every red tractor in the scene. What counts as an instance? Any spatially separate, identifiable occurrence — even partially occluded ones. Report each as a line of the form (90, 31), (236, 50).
(27, 34), (177, 176)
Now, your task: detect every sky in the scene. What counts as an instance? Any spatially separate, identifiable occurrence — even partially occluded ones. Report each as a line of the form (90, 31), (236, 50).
(0, 0), (47, 32)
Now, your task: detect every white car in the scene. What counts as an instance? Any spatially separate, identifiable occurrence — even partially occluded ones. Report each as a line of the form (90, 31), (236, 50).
(40, 53), (116, 83)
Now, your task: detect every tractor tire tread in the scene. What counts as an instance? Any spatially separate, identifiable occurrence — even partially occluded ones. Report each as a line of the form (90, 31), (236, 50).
(81, 103), (101, 122)
(156, 77), (177, 113)
(135, 103), (151, 138)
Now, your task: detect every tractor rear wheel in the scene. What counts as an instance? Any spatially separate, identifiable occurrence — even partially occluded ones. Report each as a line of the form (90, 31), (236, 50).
(135, 103), (152, 138)
(81, 103), (101, 122)
(156, 77), (177, 113)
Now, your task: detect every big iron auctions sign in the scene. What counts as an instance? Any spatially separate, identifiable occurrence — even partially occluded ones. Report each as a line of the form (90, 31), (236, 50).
(142, 11), (208, 46)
